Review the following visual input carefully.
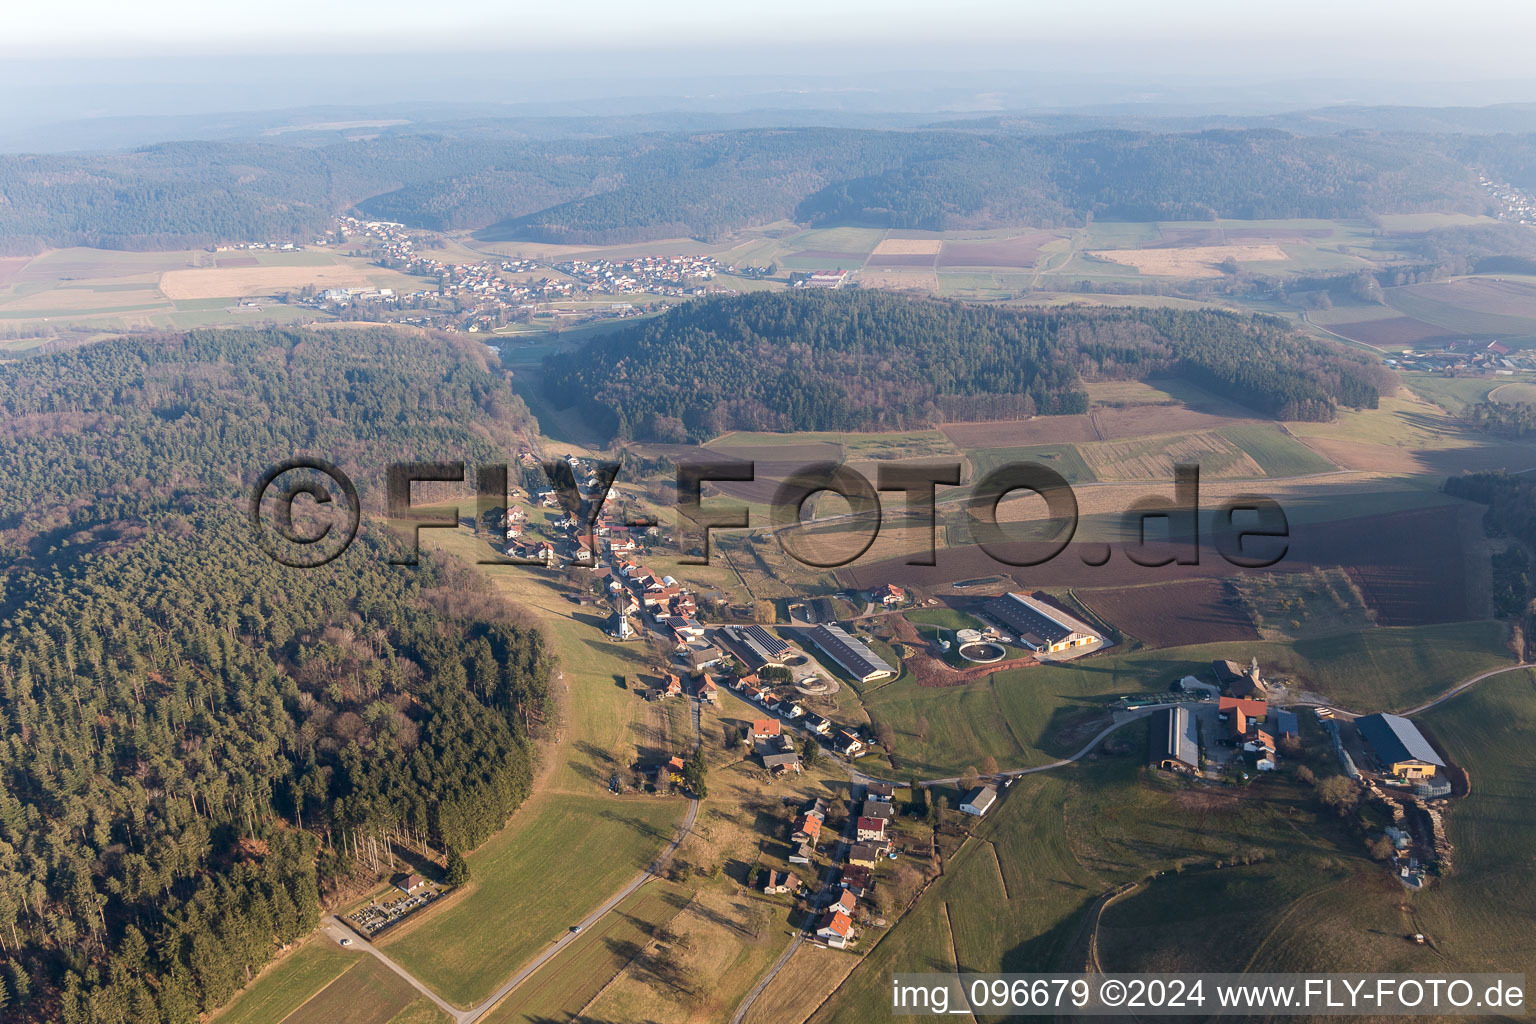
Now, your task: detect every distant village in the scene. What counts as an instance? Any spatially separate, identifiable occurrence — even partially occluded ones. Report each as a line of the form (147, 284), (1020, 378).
(225, 216), (731, 333)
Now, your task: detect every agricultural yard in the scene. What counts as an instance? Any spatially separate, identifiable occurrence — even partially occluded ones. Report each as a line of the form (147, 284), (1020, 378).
(809, 746), (1389, 1024)
(849, 620), (1509, 778)
(780, 641), (1536, 1024)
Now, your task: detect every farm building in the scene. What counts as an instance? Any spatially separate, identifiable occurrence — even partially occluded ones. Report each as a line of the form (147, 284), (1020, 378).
(761, 751), (802, 776)
(1151, 706), (1199, 771)
(1213, 658), (1267, 699)
(719, 624), (793, 669)
(983, 593), (1100, 653)
(802, 623), (896, 682)
(1356, 713), (1444, 780)
(960, 784), (997, 816)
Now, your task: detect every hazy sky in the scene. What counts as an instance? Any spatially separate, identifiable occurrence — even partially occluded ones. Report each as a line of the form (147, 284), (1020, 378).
(11, 0), (1535, 75)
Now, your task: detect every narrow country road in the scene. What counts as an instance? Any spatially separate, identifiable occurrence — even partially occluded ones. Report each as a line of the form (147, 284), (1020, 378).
(322, 778), (701, 1023)
(322, 916), (468, 1023)
(1400, 662), (1533, 716)
(731, 780), (865, 1024)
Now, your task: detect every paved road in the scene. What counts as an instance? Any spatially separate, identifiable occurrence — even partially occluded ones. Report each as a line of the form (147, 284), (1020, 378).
(323, 916), (469, 1022)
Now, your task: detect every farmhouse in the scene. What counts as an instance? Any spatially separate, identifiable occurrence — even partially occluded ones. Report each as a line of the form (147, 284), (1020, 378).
(761, 869), (799, 894)
(803, 623), (896, 682)
(983, 593), (1100, 653)
(1357, 713), (1445, 780)
(959, 785), (997, 817)
(1219, 697), (1268, 739)
(1151, 706), (1199, 771)
(761, 751), (802, 776)
(1213, 658), (1267, 699)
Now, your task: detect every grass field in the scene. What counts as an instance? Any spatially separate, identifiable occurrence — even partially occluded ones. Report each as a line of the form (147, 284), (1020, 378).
(965, 443), (1098, 485)
(481, 882), (689, 1023)
(1487, 381), (1536, 405)
(1416, 670), (1536, 973)
(810, 738), (1384, 1023)
(282, 957), (442, 1024)
(1401, 373), (1503, 415)
(1218, 423), (1338, 477)
(365, 527), (689, 1007)
(904, 607), (988, 633)
(210, 941), (358, 1024)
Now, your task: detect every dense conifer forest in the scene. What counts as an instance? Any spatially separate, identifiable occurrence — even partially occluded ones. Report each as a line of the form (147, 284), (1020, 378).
(542, 291), (1387, 441)
(0, 327), (550, 1022)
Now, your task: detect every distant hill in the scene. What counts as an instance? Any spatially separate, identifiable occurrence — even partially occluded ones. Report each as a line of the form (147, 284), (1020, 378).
(0, 125), (1508, 252)
(541, 290), (1387, 442)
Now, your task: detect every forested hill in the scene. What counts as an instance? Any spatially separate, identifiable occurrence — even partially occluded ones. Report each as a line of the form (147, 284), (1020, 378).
(0, 326), (531, 548)
(0, 328), (549, 1023)
(542, 291), (1387, 442)
(0, 126), (1504, 251)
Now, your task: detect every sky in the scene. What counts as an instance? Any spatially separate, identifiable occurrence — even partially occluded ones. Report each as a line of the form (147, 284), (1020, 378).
(10, 0), (1536, 73)
(7, 0), (1536, 134)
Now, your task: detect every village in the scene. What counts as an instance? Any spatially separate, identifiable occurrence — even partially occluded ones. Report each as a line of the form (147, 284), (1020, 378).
(470, 451), (1473, 961)
(275, 217), (726, 333)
